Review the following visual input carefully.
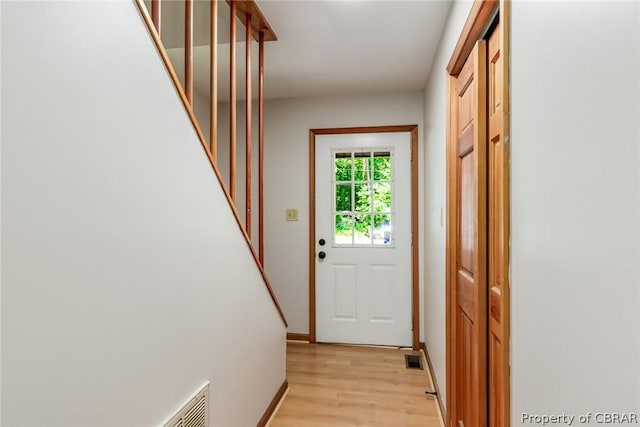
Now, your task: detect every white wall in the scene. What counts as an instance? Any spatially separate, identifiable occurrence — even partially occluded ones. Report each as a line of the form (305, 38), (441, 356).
(194, 99), (261, 249)
(511, 1), (640, 423)
(0, 2), (286, 426)
(0, 1), (3, 423)
(422, 0), (473, 409)
(263, 91), (425, 337)
(423, 0), (640, 418)
(193, 90), (211, 150)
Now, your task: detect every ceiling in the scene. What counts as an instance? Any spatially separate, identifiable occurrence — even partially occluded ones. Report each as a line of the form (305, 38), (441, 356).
(159, 0), (453, 100)
(257, 0), (452, 99)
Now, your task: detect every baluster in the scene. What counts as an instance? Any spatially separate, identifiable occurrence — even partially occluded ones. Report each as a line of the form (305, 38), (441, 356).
(184, 0), (194, 104)
(151, 0), (161, 34)
(229, 1), (237, 202)
(258, 31), (265, 265)
(245, 13), (253, 236)
(210, 0), (218, 161)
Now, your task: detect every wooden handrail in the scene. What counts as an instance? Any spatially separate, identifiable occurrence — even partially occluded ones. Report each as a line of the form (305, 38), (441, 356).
(133, 0), (288, 327)
(232, 0), (277, 42)
(245, 13), (252, 237)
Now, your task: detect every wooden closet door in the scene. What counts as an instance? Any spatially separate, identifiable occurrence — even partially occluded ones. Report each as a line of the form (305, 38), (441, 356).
(488, 22), (508, 427)
(449, 40), (487, 427)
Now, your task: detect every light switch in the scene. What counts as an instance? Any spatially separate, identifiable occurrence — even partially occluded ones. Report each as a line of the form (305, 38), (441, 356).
(286, 208), (299, 222)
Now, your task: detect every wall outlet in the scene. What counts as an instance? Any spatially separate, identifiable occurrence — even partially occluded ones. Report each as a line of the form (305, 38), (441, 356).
(285, 208), (299, 222)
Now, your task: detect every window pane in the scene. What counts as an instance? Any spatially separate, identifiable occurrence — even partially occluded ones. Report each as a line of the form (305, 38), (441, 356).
(353, 153), (373, 181)
(372, 182), (391, 213)
(335, 154), (352, 181)
(373, 153), (391, 181)
(373, 214), (391, 245)
(354, 214), (372, 245)
(331, 148), (394, 247)
(335, 184), (352, 212)
(354, 183), (371, 213)
(334, 214), (354, 245)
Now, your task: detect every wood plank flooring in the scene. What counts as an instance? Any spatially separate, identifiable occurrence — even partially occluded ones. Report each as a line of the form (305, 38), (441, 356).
(269, 342), (444, 427)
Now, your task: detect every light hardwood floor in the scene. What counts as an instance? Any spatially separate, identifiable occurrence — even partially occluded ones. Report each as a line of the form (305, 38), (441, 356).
(269, 341), (444, 427)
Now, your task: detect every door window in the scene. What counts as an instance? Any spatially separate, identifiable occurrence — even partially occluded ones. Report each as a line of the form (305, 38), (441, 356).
(332, 149), (393, 247)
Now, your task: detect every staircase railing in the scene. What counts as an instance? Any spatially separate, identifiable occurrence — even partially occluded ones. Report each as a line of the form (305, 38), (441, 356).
(134, 0), (287, 327)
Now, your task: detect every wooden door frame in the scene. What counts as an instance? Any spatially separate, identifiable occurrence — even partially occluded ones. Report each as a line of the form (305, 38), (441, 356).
(308, 125), (420, 350)
(446, 0), (510, 426)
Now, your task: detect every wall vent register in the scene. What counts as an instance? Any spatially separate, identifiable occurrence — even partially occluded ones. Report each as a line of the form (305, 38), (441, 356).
(164, 383), (209, 427)
(404, 354), (423, 370)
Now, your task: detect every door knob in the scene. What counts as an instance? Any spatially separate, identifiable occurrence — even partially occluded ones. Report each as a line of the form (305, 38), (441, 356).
(318, 251), (326, 259)
(319, 238), (326, 246)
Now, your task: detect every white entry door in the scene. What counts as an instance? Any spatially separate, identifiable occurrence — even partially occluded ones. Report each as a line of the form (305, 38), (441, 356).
(315, 132), (412, 347)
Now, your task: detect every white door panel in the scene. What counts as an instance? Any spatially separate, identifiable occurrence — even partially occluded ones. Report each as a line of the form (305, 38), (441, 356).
(333, 264), (357, 320)
(315, 132), (412, 346)
(371, 264), (394, 321)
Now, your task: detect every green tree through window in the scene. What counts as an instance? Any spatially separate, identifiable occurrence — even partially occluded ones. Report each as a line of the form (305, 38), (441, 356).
(334, 151), (392, 244)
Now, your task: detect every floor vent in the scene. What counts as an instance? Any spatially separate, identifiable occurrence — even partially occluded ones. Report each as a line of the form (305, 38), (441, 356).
(405, 354), (423, 370)
(164, 383), (210, 427)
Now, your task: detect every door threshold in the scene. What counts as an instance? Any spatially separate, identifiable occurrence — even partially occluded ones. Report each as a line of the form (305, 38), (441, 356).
(316, 341), (414, 351)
